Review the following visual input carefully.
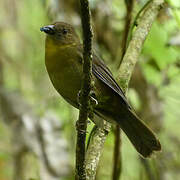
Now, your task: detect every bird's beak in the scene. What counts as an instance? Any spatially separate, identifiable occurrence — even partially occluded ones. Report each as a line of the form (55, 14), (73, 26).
(40, 25), (55, 35)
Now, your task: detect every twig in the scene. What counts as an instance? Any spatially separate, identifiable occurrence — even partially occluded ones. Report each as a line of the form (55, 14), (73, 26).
(75, 0), (93, 180)
(118, 0), (134, 66)
(36, 125), (60, 177)
(140, 157), (156, 180)
(112, 125), (122, 180)
(117, 0), (164, 92)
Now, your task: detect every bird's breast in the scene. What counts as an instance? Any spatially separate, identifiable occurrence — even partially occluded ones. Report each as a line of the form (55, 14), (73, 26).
(45, 47), (83, 106)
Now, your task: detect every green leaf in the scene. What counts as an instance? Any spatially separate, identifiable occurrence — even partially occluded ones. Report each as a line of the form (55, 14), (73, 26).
(143, 22), (179, 70)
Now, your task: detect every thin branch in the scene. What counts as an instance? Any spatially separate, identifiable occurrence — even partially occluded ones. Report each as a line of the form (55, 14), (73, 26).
(36, 125), (60, 177)
(140, 157), (156, 180)
(118, 0), (134, 66)
(117, 0), (164, 92)
(112, 125), (122, 180)
(75, 0), (93, 180)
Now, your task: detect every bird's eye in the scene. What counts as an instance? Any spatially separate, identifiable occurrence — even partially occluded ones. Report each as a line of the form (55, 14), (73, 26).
(62, 28), (68, 34)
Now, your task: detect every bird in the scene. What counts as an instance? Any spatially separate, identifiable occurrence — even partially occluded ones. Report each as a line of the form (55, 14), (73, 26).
(40, 22), (161, 158)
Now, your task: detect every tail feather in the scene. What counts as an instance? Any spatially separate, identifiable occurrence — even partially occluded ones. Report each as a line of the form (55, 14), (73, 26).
(117, 110), (161, 158)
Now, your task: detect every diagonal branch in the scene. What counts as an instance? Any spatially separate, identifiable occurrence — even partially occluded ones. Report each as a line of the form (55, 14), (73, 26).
(117, 0), (164, 91)
(114, 0), (164, 178)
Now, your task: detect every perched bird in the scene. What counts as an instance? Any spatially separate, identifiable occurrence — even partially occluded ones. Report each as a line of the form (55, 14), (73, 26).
(40, 22), (161, 158)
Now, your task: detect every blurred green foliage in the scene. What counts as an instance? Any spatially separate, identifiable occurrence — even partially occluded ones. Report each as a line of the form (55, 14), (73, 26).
(0, 0), (180, 180)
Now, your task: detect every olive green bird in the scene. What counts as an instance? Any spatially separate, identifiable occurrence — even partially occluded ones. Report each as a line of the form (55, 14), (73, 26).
(40, 22), (161, 158)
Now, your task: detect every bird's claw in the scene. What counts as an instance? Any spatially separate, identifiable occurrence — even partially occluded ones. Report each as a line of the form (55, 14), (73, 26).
(77, 90), (98, 107)
(90, 90), (98, 107)
(90, 96), (98, 106)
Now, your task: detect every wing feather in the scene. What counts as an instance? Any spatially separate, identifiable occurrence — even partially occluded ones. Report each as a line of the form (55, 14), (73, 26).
(92, 54), (130, 108)
(77, 45), (130, 108)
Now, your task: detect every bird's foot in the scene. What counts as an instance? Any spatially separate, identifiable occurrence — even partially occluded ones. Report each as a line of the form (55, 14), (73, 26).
(90, 90), (98, 107)
(77, 90), (98, 107)
(76, 90), (98, 120)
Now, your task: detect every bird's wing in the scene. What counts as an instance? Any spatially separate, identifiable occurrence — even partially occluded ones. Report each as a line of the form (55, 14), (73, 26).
(77, 45), (130, 108)
(92, 53), (130, 108)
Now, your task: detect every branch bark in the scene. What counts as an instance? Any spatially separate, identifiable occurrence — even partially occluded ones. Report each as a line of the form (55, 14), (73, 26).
(86, 122), (110, 180)
(75, 0), (93, 180)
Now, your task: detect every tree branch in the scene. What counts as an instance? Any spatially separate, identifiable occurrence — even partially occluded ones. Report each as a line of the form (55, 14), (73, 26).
(114, 0), (164, 178)
(117, 0), (164, 92)
(86, 122), (110, 180)
(75, 0), (93, 180)
(128, 0), (152, 44)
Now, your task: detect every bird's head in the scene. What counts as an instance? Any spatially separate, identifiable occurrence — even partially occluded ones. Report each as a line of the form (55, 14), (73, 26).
(40, 22), (80, 47)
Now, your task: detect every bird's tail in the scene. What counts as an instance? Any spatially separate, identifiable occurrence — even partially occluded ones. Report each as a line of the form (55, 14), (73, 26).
(116, 109), (161, 158)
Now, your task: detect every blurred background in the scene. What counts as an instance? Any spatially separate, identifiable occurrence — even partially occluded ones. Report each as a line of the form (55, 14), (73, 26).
(0, 0), (180, 180)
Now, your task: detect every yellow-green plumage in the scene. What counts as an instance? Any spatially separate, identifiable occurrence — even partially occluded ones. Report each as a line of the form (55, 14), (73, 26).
(41, 22), (161, 158)
(45, 43), (83, 106)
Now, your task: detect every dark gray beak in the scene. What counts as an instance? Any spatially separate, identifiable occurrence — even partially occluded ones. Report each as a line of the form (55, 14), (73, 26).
(40, 25), (55, 35)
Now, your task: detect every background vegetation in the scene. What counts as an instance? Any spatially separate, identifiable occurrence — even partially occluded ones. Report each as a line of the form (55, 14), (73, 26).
(0, 0), (180, 179)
